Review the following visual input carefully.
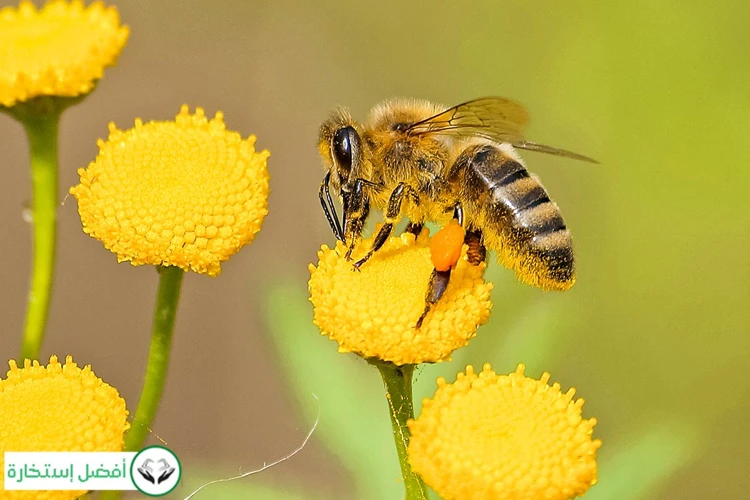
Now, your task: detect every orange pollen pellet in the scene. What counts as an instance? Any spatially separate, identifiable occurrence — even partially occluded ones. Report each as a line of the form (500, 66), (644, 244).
(430, 220), (465, 271)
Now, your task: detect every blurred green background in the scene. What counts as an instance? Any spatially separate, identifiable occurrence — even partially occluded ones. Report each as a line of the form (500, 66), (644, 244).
(1, 0), (748, 498)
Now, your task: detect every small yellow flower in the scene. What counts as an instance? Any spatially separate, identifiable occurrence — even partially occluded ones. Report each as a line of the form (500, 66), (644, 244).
(308, 230), (493, 365)
(408, 364), (601, 500)
(0, 355), (129, 499)
(71, 105), (270, 276)
(0, 0), (129, 108)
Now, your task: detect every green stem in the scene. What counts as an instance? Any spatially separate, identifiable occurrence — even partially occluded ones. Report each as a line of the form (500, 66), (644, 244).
(126, 265), (184, 449)
(375, 362), (428, 500)
(20, 112), (61, 361)
(101, 265), (184, 500)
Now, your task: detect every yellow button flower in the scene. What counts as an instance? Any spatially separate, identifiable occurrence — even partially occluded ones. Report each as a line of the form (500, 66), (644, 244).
(408, 364), (601, 500)
(0, 0), (129, 108)
(71, 105), (270, 276)
(309, 230), (493, 365)
(0, 355), (129, 499)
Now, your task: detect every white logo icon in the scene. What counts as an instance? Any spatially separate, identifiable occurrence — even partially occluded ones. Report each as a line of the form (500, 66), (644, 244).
(131, 446), (181, 496)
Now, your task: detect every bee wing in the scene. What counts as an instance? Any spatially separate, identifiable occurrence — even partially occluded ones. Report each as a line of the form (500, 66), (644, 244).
(406, 97), (598, 163)
(509, 140), (599, 163)
(406, 97), (529, 139)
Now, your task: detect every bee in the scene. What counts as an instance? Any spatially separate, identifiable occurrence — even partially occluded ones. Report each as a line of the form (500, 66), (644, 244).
(317, 97), (595, 324)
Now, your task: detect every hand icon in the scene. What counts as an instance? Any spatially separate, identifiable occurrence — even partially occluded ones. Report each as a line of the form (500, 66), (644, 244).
(156, 458), (176, 484)
(136, 459), (156, 484)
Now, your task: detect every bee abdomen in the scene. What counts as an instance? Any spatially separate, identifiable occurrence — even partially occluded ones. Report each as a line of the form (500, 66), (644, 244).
(495, 175), (566, 234)
(455, 144), (574, 290)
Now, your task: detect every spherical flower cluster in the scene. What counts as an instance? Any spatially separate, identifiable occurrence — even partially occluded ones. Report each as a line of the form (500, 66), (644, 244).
(408, 364), (601, 500)
(309, 230), (493, 365)
(71, 105), (270, 276)
(0, 355), (129, 499)
(0, 0), (129, 108)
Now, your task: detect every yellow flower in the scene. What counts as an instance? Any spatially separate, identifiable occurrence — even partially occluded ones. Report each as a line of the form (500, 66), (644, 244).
(70, 105), (270, 276)
(408, 364), (600, 500)
(0, 355), (129, 500)
(0, 0), (129, 108)
(308, 230), (493, 365)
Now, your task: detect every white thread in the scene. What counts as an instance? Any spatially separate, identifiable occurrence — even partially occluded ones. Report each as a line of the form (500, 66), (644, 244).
(183, 394), (320, 499)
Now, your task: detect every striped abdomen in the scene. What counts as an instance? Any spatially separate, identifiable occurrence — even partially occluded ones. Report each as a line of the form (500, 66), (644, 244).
(453, 143), (574, 290)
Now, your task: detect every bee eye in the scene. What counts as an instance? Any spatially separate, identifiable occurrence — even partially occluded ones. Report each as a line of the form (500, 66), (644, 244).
(332, 127), (355, 172)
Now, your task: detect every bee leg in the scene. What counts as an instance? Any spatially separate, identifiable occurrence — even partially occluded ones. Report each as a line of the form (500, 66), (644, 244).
(319, 172), (344, 241)
(405, 221), (423, 236)
(416, 204), (466, 327)
(352, 182), (407, 270)
(416, 269), (451, 328)
(344, 205), (369, 260)
(453, 202), (464, 226)
(465, 229), (487, 265)
(342, 179), (370, 260)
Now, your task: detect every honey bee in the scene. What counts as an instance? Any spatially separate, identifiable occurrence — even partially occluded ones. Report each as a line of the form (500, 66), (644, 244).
(317, 97), (595, 323)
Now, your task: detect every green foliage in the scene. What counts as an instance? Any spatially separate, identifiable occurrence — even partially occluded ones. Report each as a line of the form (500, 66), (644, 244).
(266, 284), (404, 500)
(588, 423), (699, 500)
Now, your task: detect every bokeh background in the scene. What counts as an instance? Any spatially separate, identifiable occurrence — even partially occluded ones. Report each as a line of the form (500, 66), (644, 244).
(1, 1), (748, 498)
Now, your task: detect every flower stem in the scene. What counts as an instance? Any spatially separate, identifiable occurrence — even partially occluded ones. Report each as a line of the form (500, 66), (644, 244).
(101, 265), (184, 500)
(375, 362), (428, 500)
(20, 112), (61, 362)
(126, 265), (184, 449)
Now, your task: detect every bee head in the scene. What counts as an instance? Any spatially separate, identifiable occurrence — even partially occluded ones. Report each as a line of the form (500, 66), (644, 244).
(318, 109), (365, 193)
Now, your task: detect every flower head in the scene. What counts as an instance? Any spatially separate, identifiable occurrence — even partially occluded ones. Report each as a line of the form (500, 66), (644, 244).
(408, 364), (600, 500)
(308, 230), (493, 365)
(71, 105), (270, 276)
(0, 355), (129, 499)
(0, 0), (129, 108)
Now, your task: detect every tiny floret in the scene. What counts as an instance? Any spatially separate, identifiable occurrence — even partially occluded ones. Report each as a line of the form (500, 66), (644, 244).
(309, 230), (493, 365)
(71, 106), (270, 276)
(0, 355), (129, 499)
(0, 0), (129, 107)
(408, 364), (601, 500)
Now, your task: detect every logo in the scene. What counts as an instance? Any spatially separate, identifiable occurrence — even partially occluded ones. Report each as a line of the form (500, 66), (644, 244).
(4, 448), (181, 495)
(131, 446), (181, 496)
